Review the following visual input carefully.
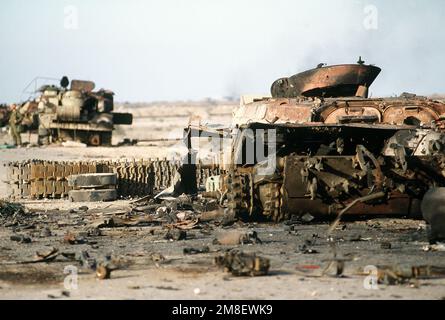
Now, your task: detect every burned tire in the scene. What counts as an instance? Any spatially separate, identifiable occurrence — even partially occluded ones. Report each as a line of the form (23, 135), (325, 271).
(88, 133), (101, 146)
(421, 188), (445, 243)
(68, 173), (117, 189)
(69, 189), (117, 202)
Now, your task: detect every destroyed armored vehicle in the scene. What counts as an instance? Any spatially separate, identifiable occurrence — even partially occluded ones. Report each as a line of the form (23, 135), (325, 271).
(224, 60), (445, 222)
(27, 77), (133, 146)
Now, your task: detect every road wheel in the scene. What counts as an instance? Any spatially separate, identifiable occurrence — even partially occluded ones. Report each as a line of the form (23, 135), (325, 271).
(89, 133), (101, 146)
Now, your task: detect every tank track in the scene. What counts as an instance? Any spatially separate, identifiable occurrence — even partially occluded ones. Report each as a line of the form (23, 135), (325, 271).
(227, 172), (252, 221)
(227, 171), (287, 222)
(6, 159), (221, 200)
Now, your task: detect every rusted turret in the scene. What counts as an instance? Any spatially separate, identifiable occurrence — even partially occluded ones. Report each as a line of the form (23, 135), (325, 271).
(271, 58), (381, 98)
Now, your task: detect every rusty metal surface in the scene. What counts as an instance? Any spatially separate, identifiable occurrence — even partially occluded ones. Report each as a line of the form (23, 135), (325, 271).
(318, 97), (445, 126)
(271, 64), (381, 98)
(280, 155), (420, 217)
(234, 96), (445, 129)
(232, 98), (314, 127)
(284, 196), (414, 216)
(237, 61), (445, 130)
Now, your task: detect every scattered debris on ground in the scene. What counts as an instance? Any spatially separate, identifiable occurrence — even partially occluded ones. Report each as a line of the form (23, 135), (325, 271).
(374, 264), (445, 285)
(215, 250), (270, 277)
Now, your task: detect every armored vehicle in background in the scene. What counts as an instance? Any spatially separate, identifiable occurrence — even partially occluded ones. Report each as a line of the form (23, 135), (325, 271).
(226, 60), (445, 222)
(31, 77), (132, 146)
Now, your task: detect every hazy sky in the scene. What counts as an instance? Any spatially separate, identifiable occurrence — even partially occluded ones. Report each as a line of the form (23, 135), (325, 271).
(1, 0), (444, 103)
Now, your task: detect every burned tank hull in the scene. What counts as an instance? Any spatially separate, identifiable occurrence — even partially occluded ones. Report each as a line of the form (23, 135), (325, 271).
(225, 61), (445, 222)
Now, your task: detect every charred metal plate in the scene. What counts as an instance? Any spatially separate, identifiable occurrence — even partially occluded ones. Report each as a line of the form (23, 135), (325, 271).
(112, 112), (133, 125)
(282, 156), (307, 198)
(281, 155), (415, 216)
(271, 64), (381, 98)
(282, 156), (359, 198)
(284, 192), (413, 217)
